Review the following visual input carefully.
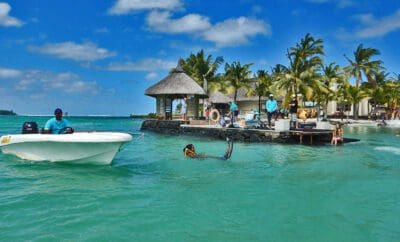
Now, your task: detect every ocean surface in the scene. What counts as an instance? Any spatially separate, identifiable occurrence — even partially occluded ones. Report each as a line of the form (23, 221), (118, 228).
(0, 116), (399, 241)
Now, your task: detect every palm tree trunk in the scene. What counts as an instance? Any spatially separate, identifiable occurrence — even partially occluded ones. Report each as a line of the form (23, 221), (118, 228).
(234, 89), (238, 103)
(323, 100), (328, 120)
(258, 95), (261, 113)
(353, 103), (359, 120)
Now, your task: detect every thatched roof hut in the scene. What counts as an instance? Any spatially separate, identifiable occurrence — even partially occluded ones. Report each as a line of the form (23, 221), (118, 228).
(145, 64), (207, 98)
(208, 91), (232, 103)
(145, 62), (207, 120)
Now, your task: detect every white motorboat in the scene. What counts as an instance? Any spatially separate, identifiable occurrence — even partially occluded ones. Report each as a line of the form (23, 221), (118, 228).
(0, 132), (132, 164)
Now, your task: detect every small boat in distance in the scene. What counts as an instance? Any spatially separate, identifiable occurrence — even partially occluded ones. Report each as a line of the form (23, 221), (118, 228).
(0, 131), (132, 165)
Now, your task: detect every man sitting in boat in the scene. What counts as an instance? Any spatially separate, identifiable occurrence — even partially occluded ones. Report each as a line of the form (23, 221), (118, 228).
(43, 108), (73, 134)
(183, 139), (233, 160)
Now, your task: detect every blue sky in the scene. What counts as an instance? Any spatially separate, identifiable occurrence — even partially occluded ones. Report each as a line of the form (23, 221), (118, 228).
(0, 0), (399, 115)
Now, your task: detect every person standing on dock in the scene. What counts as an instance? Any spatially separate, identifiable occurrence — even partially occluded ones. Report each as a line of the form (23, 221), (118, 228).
(181, 97), (187, 121)
(289, 94), (298, 129)
(229, 101), (239, 124)
(266, 94), (278, 128)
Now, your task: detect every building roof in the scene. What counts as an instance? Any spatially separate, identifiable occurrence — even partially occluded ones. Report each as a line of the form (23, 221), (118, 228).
(145, 63), (207, 98)
(209, 91), (232, 103)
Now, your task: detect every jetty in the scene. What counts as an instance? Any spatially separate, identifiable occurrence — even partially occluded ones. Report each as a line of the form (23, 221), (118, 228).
(140, 120), (358, 145)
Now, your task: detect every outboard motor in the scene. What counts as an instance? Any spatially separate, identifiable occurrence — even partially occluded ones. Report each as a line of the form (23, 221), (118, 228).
(22, 122), (39, 134)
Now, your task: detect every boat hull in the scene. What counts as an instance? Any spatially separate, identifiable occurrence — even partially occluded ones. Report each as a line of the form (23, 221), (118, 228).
(0, 132), (132, 164)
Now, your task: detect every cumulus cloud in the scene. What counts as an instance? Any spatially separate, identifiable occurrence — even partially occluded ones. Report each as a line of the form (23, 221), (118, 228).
(202, 17), (270, 47)
(0, 67), (22, 78)
(0, 2), (23, 27)
(2, 67), (100, 94)
(145, 12), (269, 47)
(146, 11), (211, 33)
(108, 0), (183, 15)
(106, 58), (176, 72)
(355, 10), (400, 38)
(29, 42), (116, 61)
(108, 1), (270, 48)
(336, 9), (400, 40)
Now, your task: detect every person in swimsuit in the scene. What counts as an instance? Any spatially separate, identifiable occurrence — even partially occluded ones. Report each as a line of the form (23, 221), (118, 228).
(183, 139), (233, 160)
(331, 123), (343, 145)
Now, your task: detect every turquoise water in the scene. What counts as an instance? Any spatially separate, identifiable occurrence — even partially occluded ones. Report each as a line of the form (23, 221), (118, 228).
(1, 116), (399, 241)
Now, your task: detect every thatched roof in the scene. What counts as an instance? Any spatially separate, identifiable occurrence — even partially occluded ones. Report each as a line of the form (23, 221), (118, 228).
(209, 91), (232, 103)
(145, 63), (207, 98)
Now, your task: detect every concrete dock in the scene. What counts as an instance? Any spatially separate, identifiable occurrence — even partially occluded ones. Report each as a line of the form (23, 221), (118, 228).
(140, 120), (359, 145)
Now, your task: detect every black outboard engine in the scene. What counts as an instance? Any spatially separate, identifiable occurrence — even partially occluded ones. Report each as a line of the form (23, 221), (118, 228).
(22, 122), (39, 134)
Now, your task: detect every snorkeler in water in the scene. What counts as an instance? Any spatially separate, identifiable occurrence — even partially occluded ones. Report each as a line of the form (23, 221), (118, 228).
(183, 138), (233, 160)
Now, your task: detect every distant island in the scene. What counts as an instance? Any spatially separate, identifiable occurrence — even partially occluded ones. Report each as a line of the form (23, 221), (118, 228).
(0, 110), (17, 116)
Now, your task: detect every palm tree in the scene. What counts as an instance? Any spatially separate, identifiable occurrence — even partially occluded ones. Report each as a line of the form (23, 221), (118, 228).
(316, 63), (343, 120)
(347, 85), (367, 116)
(383, 77), (400, 116)
(344, 44), (383, 119)
(180, 49), (224, 93)
(252, 70), (273, 112)
(361, 71), (388, 116)
(224, 61), (253, 102)
(276, 33), (324, 101)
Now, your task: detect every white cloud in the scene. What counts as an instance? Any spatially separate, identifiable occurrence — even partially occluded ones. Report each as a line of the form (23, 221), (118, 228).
(0, 2), (23, 27)
(355, 10), (400, 38)
(3, 68), (100, 94)
(145, 12), (269, 47)
(108, 0), (183, 15)
(336, 9), (400, 40)
(0, 67), (22, 78)
(146, 11), (211, 33)
(29, 42), (116, 61)
(108, 1), (269, 48)
(145, 72), (158, 80)
(202, 17), (270, 47)
(107, 58), (176, 72)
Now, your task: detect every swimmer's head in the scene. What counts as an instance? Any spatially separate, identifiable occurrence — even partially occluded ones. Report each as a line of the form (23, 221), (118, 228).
(183, 144), (194, 152)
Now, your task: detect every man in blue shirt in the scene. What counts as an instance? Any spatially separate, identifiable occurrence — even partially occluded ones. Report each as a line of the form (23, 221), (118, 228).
(229, 101), (239, 124)
(266, 94), (278, 128)
(44, 108), (73, 134)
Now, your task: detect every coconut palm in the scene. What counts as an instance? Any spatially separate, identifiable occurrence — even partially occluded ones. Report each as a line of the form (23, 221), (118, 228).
(180, 49), (224, 93)
(361, 71), (388, 116)
(224, 61), (253, 102)
(383, 78), (400, 115)
(347, 85), (367, 117)
(344, 44), (383, 119)
(252, 70), (273, 112)
(276, 33), (324, 101)
(316, 63), (343, 120)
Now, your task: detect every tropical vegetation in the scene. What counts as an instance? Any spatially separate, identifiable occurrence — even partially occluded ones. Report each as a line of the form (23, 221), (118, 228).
(181, 34), (398, 120)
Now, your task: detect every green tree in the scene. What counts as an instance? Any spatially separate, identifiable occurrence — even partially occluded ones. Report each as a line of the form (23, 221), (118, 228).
(252, 70), (273, 112)
(180, 49), (224, 93)
(224, 61), (253, 102)
(316, 63), (343, 120)
(344, 44), (383, 119)
(276, 33), (324, 101)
